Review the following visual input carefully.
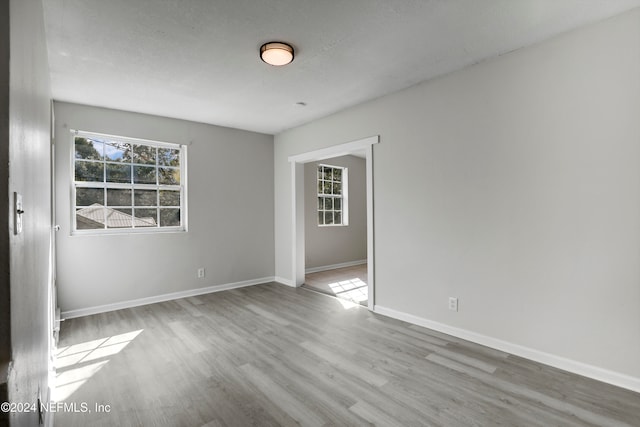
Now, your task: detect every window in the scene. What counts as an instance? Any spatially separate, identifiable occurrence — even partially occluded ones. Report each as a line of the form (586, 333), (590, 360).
(72, 131), (187, 234)
(317, 164), (348, 226)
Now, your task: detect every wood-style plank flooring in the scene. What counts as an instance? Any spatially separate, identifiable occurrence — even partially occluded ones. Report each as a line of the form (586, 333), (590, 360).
(304, 264), (368, 305)
(55, 283), (640, 426)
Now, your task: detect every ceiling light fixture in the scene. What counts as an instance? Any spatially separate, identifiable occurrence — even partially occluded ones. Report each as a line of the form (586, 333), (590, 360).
(260, 42), (294, 66)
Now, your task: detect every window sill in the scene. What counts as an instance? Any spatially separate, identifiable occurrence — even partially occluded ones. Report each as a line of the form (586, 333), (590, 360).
(71, 227), (186, 236)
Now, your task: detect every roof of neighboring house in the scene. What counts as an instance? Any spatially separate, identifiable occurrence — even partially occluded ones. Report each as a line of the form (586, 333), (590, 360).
(76, 204), (156, 228)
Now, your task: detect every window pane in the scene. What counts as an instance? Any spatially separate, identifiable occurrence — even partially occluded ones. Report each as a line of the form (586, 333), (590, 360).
(334, 211), (342, 225)
(104, 141), (131, 162)
(317, 167), (323, 180)
(317, 181), (323, 194)
(324, 198), (332, 210)
(73, 134), (185, 234)
(133, 144), (156, 165)
(317, 197), (323, 209)
(160, 209), (180, 227)
(318, 211), (324, 225)
(323, 181), (332, 194)
(334, 198), (341, 210)
(76, 188), (104, 206)
(75, 137), (103, 160)
(324, 211), (333, 225)
(76, 206), (105, 229)
(160, 190), (180, 206)
(134, 208), (157, 227)
(158, 148), (180, 167)
(323, 168), (332, 180)
(106, 208), (133, 228)
(106, 163), (131, 183)
(75, 161), (104, 182)
(107, 189), (131, 206)
(333, 182), (342, 195)
(333, 168), (342, 182)
(134, 165), (157, 184)
(159, 168), (180, 185)
(134, 189), (157, 206)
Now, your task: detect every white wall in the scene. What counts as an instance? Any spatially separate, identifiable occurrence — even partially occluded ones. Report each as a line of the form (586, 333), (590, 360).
(55, 102), (274, 313)
(4, 0), (53, 425)
(275, 9), (640, 384)
(305, 155), (366, 269)
(0, 0), (10, 379)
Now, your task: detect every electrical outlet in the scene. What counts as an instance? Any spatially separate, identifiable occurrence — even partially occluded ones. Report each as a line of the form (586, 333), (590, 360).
(197, 268), (205, 279)
(448, 297), (458, 312)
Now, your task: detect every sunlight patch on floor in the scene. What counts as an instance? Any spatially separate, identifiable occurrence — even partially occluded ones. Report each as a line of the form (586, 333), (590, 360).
(54, 329), (143, 401)
(337, 298), (360, 309)
(328, 278), (368, 305)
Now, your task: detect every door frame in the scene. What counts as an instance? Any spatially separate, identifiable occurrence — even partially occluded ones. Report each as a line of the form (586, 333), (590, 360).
(288, 135), (379, 310)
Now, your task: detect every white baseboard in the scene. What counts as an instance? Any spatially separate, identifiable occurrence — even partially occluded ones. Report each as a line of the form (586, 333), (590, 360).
(374, 305), (640, 394)
(274, 276), (296, 287)
(61, 276), (275, 319)
(305, 259), (367, 274)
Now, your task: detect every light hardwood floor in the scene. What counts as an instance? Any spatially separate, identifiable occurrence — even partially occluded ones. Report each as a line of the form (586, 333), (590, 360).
(304, 264), (368, 305)
(55, 283), (640, 426)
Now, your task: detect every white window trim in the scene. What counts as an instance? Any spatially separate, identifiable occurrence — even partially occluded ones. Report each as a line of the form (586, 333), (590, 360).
(317, 164), (348, 227)
(70, 129), (188, 235)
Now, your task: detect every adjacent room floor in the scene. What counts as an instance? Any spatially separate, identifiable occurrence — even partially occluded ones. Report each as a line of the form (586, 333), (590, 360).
(53, 282), (639, 426)
(303, 263), (368, 306)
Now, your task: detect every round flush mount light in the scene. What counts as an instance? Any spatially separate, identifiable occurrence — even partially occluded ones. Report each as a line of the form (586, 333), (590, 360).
(260, 42), (294, 66)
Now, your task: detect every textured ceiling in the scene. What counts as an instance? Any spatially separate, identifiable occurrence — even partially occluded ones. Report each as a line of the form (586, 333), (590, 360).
(43, 0), (640, 135)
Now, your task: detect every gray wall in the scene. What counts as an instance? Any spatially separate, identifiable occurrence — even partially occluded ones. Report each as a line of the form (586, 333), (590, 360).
(54, 102), (274, 313)
(304, 155), (366, 269)
(275, 10), (640, 380)
(4, 0), (53, 425)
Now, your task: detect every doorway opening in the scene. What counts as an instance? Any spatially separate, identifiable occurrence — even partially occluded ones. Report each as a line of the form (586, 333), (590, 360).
(303, 156), (367, 305)
(288, 136), (378, 310)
